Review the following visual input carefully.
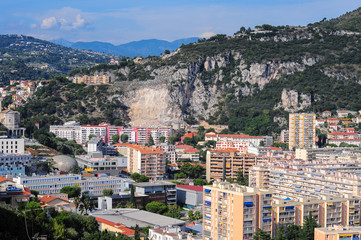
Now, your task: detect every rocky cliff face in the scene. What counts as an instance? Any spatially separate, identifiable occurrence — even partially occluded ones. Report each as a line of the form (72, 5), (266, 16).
(275, 89), (312, 112)
(111, 50), (319, 128)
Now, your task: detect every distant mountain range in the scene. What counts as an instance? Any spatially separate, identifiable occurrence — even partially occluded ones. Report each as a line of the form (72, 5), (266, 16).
(51, 38), (200, 57)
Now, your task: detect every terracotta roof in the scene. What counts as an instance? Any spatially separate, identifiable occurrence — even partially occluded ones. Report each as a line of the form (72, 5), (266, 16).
(182, 133), (198, 138)
(113, 143), (133, 147)
(329, 132), (357, 135)
(329, 139), (361, 142)
(327, 118), (339, 120)
(177, 185), (203, 192)
(183, 148), (200, 152)
(0, 176), (15, 183)
(323, 111), (331, 113)
(210, 148), (238, 153)
(175, 144), (193, 149)
(95, 217), (135, 236)
(269, 147), (281, 150)
(128, 144), (164, 154)
(39, 195), (58, 203)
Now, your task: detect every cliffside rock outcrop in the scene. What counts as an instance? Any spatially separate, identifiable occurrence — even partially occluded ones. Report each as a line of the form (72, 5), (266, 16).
(275, 89), (312, 112)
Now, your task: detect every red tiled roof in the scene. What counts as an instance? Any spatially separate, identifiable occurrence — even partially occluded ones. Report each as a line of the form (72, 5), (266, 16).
(177, 185), (203, 192)
(95, 217), (135, 236)
(329, 132), (357, 135)
(182, 133), (197, 138)
(0, 176), (15, 183)
(113, 143), (133, 146)
(269, 147), (281, 150)
(329, 139), (361, 141)
(323, 111), (331, 113)
(175, 144), (193, 149)
(327, 118), (339, 120)
(183, 148), (200, 152)
(40, 195), (58, 203)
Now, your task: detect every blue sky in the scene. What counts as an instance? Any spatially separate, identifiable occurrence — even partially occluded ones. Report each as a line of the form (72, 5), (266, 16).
(0, 0), (359, 44)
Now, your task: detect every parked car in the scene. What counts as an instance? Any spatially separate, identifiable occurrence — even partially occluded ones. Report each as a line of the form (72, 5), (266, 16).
(6, 186), (21, 192)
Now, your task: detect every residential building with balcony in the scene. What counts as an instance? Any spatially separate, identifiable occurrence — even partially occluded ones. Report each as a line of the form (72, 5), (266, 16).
(127, 144), (166, 181)
(206, 149), (269, 182)
(315, 226), (361, 240)
(134, 181), (176, 205)
(288, 113), (316, 150)
(203, 180), (272, 240)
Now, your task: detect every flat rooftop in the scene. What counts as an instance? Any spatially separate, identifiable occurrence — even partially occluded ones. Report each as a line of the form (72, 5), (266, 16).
(133, 181), (176, 188)
(91, 209), (185, 228)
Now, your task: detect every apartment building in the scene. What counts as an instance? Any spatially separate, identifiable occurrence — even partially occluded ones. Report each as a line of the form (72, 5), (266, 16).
(81, 123), (110, 144)
(50, 121), (82, 144)
(14, 174), (130, 196)
(0, 137), (25, 154)
(280, 129), (289, 144)
(203, 180), (273, 240)
(288, 113), (316, 150)
(206, 149), (269, 182)
(315, 226), (361, 240)
(134, 181), (176, 205)
(75, 154), (127, 175)
(127, 144), (166, 180)
(205, 132), (273, 147)
(155, 143), (176, 163)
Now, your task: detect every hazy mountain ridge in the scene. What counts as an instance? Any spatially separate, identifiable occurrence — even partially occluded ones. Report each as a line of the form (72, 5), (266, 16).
(51, 38), (200, 57)
(0, 35), (120, 84)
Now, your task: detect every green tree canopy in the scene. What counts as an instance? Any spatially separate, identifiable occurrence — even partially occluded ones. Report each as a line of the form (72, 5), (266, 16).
(60, 185), (81, 198)
(112, 134), (120, 144)
(103, 189), (114, 196)
(145, 202), (168, 214)
(121, 134), (128, 143)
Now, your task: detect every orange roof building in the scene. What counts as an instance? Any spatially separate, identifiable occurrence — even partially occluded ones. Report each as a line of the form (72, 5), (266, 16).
(127, 144), (166, 180)
(96, 217), (135, 236)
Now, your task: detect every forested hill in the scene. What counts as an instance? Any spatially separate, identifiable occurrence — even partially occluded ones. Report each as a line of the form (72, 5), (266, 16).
(18, 8), (361, 137)
(0, 35), (120, 84)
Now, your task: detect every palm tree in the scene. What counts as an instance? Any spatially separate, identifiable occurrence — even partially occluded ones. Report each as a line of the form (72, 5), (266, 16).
(73, 196), (80, 212)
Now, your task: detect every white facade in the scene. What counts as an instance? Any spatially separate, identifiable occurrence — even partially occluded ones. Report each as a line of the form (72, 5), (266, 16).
(14, 174), (128, 196)
(0, 137), (25, 154)
(50, 122), (81, 144)
(88, 137), (103, 153)
(81, 125), (108, 144)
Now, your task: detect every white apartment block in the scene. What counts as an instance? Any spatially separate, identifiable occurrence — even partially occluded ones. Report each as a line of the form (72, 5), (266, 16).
(14, 174), (129, 196)
(76, 155), (127, 175)
(81, 124), (109, 144)
(205, 132), (273, 147)
(0, 137), (25, 154)
(50, 121), (81, 144)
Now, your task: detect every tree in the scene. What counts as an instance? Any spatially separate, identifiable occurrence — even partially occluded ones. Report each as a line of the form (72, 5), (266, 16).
(74, 196), (81, 212)
(130, 173), (149, 182)
(130, 185), (136, 208)
(121, 134), (128, 143)
(302, 213), (318, 240)
(145, 202), (168, 214)
(194, 210), (201, 220)
(134, 224), (141, 240)
(183, 137), (193, 146)
(112, 134), (120, 144)
(159, 136), (166, 143)
(60, 185), (81, 198)
(168, 136), (176, 144)
(30, 190), (39, 197)
(193, 178), (207, 186)
(148, 135), (154, 146)
(236, 170), (248, 186)
(88, 134), (96, 140)
(188, 210), (195, 221)
(164, 204), (182, 219)
(260, 141), (265, 146)
(78, 193), (95, 215)
(254, 228), (271, 240)
(164, 49), (170, 55)
(103, 189), (113, 196)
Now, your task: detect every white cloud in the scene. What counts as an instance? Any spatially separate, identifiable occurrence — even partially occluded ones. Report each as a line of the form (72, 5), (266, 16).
(199, 32), (215, 39)
(39, 7), (87, 31)
(40, 17), (57, 29)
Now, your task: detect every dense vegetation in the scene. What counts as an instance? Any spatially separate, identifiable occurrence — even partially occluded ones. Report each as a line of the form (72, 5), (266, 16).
(0, 203), (133, 240)
(0, 35), (119, 84)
